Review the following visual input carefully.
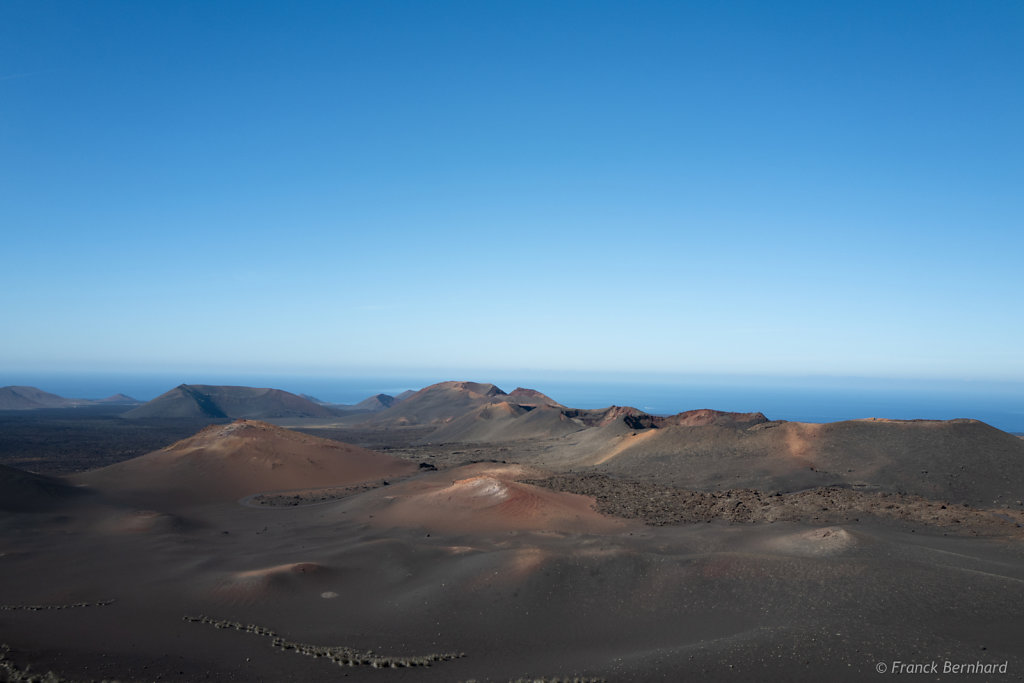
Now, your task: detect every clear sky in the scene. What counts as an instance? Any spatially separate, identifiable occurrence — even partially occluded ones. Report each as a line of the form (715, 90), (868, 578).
(2, 1), (1022, 382)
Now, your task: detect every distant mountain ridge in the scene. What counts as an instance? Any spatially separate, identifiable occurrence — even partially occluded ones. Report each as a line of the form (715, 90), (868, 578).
(10, 377), (1023, 511)
(359, 380), (767, 439)
(12, 380), (1023, 510)
(0, 385), (139, 410)
(356, 382), (1024, 506)
(421, 395), (769, 444)
(124, 384), (339, 420)
(364, 381), (564, 426)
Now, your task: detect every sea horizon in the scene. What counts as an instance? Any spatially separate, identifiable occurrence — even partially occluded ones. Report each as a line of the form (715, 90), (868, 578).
(4, 371), (1023, 433)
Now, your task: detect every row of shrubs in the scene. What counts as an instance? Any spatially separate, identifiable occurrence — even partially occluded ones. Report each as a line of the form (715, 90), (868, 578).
(183, 614), (464, 668)
(0, 599), (114, 612)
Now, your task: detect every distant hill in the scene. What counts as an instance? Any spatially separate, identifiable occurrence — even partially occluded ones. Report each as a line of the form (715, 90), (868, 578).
(75, 420), (417, 504)
(507, 387), (564, 408)
(330, 393), (399, 414)
(95, 393), (140, 405)
(360, 381), (765, 437)
(124, 384), (339, 420)
(362, 381), (569, 429)
(364, 381), (512, 426)
(562, 416), (1024, 506)
(0, 386), (73, 410)
(408, 389), (766, 445)
(0, 386), (140, 410)
(350, 393), (396, 412)
(302, 392), (403, 414)
(364, 381), (1024, 506)
(360, 381), (731, 439)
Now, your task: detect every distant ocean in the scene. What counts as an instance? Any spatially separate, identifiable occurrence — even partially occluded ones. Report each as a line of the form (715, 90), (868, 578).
(4, 372), (1024, 433)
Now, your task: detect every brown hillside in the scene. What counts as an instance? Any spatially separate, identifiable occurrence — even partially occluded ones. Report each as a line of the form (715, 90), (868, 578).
(356, 462), (627, 534)
(363, 381), (510, 426)
(75, 420), (416, 504)
(574, 417), (1024, 506)
(425, 402), (585, 443)
(660, 408), (768, 428)
(507, 387), (564, 407)
(0, 463), (84, 511)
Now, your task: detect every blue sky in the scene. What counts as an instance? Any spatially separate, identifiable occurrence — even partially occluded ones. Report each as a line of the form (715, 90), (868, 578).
(2, 1), (1022, 382)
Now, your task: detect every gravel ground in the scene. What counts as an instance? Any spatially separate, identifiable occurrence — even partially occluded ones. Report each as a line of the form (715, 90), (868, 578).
(523, 472), (1024, 536)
